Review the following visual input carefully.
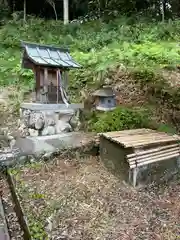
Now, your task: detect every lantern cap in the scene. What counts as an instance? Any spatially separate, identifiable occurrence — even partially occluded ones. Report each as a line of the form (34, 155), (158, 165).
(92, 86), (114, 97)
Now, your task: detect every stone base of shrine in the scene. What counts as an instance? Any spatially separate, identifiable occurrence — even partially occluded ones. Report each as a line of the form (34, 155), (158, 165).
(0, 132), (99, 166)
(18, 103), (84, 138)
(13, 132), (96, 156)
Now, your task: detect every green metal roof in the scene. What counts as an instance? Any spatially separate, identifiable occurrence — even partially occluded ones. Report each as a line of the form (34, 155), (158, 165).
(21, 41), (81, 69)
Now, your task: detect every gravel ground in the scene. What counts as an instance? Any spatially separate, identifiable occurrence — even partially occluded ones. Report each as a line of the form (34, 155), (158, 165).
(1, 178), (23, 240)
(10, 156), (180, 240)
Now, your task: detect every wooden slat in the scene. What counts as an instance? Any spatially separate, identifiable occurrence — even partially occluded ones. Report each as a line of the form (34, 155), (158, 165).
(115, 132), (172, 142)
(116, 132), (179, 142)
(127, 143), (179, 158)
(125, 136), (180, 148)
(105, 131), (180, 148)
(100, 129), (180, 148)
(112, 136), (178, 148)
(124, 138), (179, 148)
(129, 151), (180, 169)
(128, 147), (180, 163)
(100, 128), (155, 138)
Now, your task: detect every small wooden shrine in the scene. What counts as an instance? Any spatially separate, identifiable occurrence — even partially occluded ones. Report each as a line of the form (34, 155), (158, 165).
(92, 86), (116, 111)
(21, 41), (81, 104)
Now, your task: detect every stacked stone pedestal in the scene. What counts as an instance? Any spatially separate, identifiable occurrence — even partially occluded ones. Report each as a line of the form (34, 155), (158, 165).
(18, 103), (83, 138)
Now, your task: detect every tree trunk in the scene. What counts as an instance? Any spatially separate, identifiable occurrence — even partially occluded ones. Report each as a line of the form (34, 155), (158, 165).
(160, 0), (165, 22)
(53, 5), (58, 20)
(63, 0), (69, 24)
(23, 0), (26, 23)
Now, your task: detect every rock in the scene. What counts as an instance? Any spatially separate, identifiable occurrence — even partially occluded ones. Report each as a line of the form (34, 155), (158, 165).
(19, 156), (27, 162)
(29, 128), (39, 137)
(0, 147), (22, 165)
(44, 112), (56, 127)
(18, 156), (27, 165)
(69, 110), (81, 131)
(29, 157), (36, 163)
(19, 123), (26, 129)
(7, 135), (14, 141)
(59, 112), (74, 123)
(0, 127), (8, 135)
(0, 153), (14, 162)
(42, 152), (53, 159)
(22, 109), (31, 126)
(35, 118), (44, 130)
(104, 78), (112, 85)
(19, 108), (22, 118)
(10, 139), (16, 149)
(18, 126), (29, 138)
(26, 155), (36, 162)
(55, 120), (72, 133)
(0, 135), (9, 148)
(29, 112), (44, 129)
(17, 119), (21, 127)
(41, 126), (56, 136)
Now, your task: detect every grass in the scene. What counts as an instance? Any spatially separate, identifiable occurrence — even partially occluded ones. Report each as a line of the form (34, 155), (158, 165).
(1, 16), (180, 131)
(10, 156), (180, 239)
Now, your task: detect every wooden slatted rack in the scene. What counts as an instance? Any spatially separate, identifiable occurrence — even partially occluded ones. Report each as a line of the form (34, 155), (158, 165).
(100, 128), (180, 186)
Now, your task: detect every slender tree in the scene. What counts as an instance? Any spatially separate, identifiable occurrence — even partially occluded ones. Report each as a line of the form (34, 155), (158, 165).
(46, 0), (58, 20)
(63, 0), (69, 24)
(23, 0), (26, 22)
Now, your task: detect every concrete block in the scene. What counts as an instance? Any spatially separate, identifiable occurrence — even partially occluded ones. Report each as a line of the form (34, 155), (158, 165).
(14, 132), (95, 156)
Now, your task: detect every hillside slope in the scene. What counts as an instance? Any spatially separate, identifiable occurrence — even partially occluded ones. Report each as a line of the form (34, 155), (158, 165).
(0, 17), (180, 132)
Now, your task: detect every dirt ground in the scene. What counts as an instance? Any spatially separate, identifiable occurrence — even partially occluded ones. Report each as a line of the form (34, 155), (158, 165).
(11, 156), (180, 240)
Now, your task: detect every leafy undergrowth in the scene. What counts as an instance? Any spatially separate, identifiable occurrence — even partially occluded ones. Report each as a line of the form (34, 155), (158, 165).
(10, 157), (180, 240)
(88, 107), (177, 133)
(1, 17), (180, 130)
(89, 107), (151, 132)
(1, 18), (180, 92)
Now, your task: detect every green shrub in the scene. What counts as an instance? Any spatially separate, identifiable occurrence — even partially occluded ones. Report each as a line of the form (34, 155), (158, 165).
(89, 107), (151, 132)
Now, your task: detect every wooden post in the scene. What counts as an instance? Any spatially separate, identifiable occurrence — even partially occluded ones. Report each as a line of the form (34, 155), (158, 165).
(133, 167), (138, 187)
(56, 70), (59, 103)
(129, 169), (132, 183)
(44, 68), (48, 103)
(64, 71), (68, 91)
(132, 149), (140, 187)
(33, 66), (40, 102)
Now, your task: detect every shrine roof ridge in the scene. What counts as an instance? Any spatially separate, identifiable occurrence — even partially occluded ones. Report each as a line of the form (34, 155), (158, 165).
(21, 41), (69, 52)
(21, 40), (82, 69)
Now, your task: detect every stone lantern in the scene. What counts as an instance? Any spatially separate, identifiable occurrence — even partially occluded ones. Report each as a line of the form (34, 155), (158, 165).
(92, 86), (116, 111)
